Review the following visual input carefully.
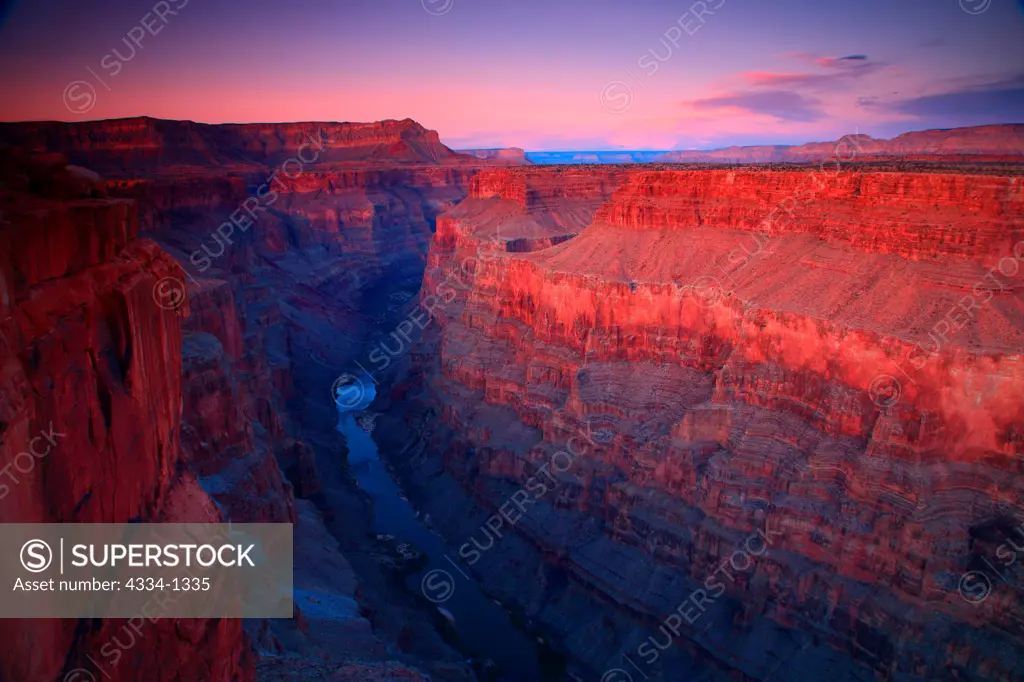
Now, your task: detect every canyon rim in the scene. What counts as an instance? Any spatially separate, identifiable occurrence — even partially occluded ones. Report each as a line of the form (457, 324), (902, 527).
(1, 1), (1024, 681)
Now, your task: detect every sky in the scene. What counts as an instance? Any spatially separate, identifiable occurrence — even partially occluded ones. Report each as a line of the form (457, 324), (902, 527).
(0, 0), (1022, 150)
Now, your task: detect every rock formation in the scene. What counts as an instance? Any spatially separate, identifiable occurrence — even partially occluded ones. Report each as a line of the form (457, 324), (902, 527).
(0, 118), (494, 681)
(0, 117), (480, 172)
(0, 149), (255, 682)
(385, 163), (1024, 680)
(4, 116), (1024, 681)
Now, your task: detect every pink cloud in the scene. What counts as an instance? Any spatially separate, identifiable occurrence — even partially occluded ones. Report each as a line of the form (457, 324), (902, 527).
(742, 71), (819, 86)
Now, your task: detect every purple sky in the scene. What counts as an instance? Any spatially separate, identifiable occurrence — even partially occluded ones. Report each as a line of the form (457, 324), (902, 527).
(0, 0), (1022, 150)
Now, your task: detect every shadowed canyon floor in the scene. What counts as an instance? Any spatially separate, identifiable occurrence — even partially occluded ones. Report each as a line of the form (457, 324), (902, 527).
(1, 118), (1023, 681)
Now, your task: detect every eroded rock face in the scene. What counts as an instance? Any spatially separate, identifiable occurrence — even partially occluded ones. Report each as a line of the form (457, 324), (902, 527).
(8, 115), (1023, 681)
(0, 156), (254, 682)
(595, 170), (1021, 267)
(0, 118), (492, 681)
(406, 166), (1024, 680)
(0, 117), (482, 172)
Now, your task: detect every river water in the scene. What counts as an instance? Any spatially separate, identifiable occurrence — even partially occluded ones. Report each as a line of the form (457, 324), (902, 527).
(334, 374), (549, 680)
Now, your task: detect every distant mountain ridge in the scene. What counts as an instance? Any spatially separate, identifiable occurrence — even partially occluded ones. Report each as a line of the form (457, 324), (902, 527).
(526, 150), (667, 165)
(0, 116), (473, 173)
(656, 124), (1024, 163)
(518, 125), (1024, 165)
(457, 147), (531, 163)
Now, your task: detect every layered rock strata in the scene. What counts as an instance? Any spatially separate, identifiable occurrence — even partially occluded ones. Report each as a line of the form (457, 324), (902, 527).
(0, 156), (256, 682)
(0, 116), (493, 681)
(0, 117), (485, 172)
(400, 165), (1024, 680)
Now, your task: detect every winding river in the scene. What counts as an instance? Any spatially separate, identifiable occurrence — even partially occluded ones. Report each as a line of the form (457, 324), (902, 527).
(335, 374), (550, 680)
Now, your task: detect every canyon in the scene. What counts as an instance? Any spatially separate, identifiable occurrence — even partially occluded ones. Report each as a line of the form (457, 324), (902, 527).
(1, 118), (1023, 682)
(380, 162), (1024, 680)
(0, 118), (492, 681)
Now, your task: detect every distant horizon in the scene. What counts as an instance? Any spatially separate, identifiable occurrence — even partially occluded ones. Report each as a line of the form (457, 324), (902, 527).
(4, 115), (1021, 155)
(461, 121), (1024, 152)
(2, 0), (1022, 149)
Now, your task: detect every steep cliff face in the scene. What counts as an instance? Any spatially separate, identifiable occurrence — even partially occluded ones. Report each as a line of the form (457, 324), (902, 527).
(0, 117), (489, 681)
(0, 155), (254, 682)
(429, 168), (627, 261)
(401, 166), (1024, 680)
(0, 117), (480, 173)
(0, 118), (486, 521)
(596, 170), (1022, 267)
(104, 165), (475, 297)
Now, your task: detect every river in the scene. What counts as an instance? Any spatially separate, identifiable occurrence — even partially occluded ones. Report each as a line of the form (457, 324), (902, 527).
(335, 374), (553, 681)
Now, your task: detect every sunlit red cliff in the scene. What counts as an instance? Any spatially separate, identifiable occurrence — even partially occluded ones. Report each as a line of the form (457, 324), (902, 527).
(1, 117), (1023, 682)
(393, 160), (1024, 680)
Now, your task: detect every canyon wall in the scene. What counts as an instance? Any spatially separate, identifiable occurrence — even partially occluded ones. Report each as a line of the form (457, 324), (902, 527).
(4, 116), (1022, 680)
(396, 165), (1024, 680)
(0, 153), (255, 682)
(103, 142), (484, 679)
(0, 118), (493, 680)
(0, 117), (480, 172)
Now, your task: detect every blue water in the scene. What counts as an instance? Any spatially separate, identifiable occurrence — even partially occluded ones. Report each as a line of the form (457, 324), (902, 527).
(526, 150), (669, 164)
(335, 374), (543, 680)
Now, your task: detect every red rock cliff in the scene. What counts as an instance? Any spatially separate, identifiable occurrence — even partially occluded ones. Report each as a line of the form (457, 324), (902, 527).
(0, 118), (485, 680)
(0, 117), (472, 173)
(0, 154), (254, 682)
(408, 165), (1024, 680)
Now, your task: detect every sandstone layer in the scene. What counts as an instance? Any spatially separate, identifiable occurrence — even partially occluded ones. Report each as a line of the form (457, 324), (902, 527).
(0, 152), (255, 682)
(6, 115), (1024, 681)
(0, 117), (496, 681)
(397, 164), (1024, 680)
(0, 117), (492, 173)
